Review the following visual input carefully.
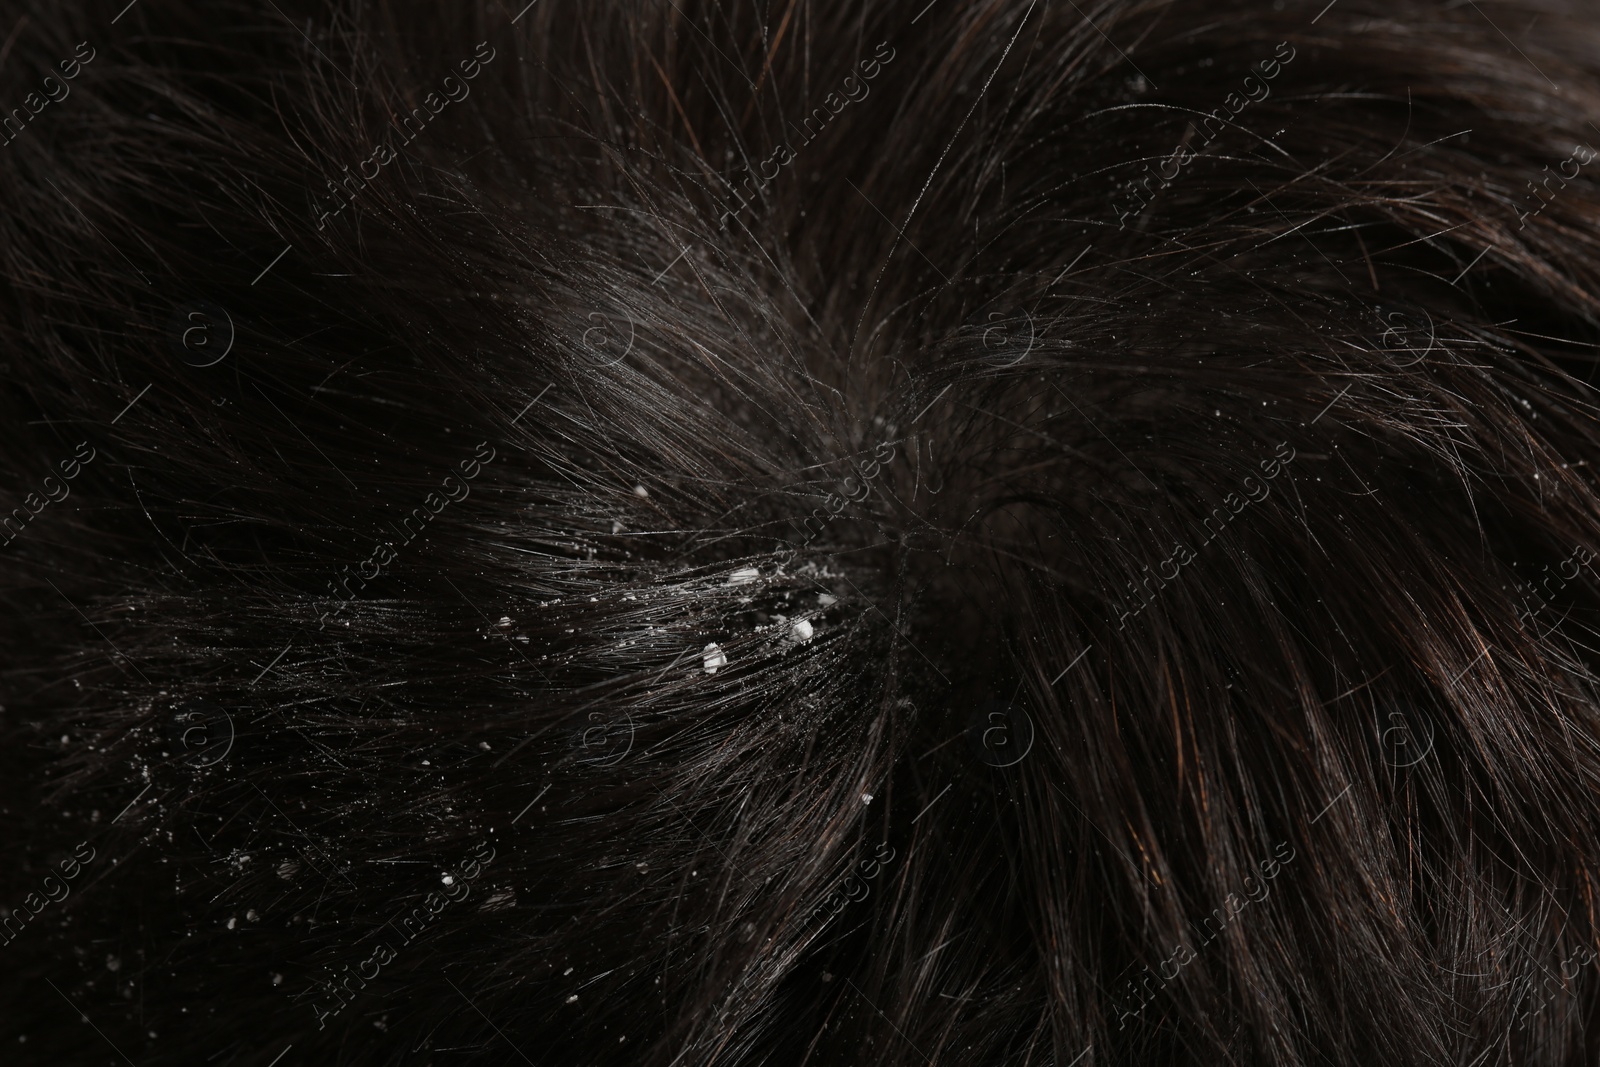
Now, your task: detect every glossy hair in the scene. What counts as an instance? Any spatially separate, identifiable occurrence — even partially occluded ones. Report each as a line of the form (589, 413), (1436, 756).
(5, 1), (1600, 1064)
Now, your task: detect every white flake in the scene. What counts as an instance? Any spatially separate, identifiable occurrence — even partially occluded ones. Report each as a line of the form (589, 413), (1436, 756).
(790, 618), (814, 642)
(702, 643), (727, 674)
(728, 567), (759, 585)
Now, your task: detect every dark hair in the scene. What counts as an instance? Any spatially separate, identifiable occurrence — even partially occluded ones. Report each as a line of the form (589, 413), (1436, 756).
(4, 0), (1600, 1064)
